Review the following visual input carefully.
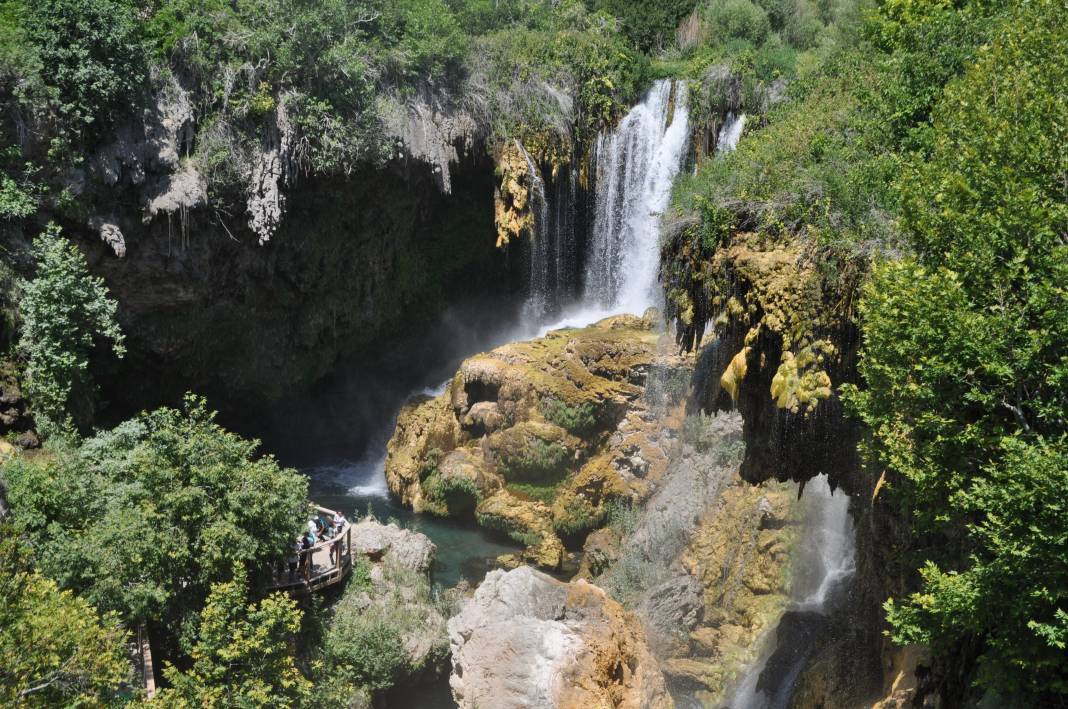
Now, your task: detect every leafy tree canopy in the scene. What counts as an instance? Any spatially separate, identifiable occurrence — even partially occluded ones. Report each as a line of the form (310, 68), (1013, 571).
(846, 0), (1068, 696)
(17, 224), (125, 437)
(2, 395), (308, 637)
(0, 521), (130, 707)
(153, 566), (310, 708)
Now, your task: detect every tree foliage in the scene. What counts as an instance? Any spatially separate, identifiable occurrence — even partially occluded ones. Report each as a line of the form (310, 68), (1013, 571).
(2, 395), (308, 636)
(22, 0), (145, 140)
(17, 224), (125, 436)
(153, 567), (310, 708)
(846, 0), (1068, 696)
(0, 522), (130, 707)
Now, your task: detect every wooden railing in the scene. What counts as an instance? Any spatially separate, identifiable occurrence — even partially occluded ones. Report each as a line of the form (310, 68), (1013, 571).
(266, 505), (353, 594)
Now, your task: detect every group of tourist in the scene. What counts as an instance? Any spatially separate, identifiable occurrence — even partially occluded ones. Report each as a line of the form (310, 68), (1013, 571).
(286, 509), (347, 581)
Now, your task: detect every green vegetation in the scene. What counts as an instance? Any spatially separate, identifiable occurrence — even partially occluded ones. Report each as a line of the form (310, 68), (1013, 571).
(498, 438), (569, 482)
(155, 567), (310, 708)
(540, 397), (599, 435)
(0, 522), (130, 706)
(646, 0), (860, 84)
(17, 224), (125, 436)
(506, 480), (561, 505)
(670, 0), (1068, 698)
(468, 1), (647, 155)
(422, 472), (482, 516)
(3, 395), (307, 634)
(846, 0), (1068, 695)
(585, 0), (697, 52)
(319, 562), (448, 697)
(0, 0), (648, 219)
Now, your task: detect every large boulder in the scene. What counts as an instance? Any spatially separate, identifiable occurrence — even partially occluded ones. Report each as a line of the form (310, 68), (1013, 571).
(447, 566), (673, 709)
(348, 519), (436, 574)
(385, 316), (690, 568)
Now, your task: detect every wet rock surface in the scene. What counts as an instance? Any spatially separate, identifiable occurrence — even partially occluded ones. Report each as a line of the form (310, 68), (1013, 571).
(385, 315), (689, 569)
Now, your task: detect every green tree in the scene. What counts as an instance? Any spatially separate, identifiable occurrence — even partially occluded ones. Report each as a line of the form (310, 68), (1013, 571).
(846, 0), (1068, 696)
(585, 0), (698, 51)
(24, 0), (145, 138)
(17, 224), (125, 436)
(154, 567), (310, 708)
(0, 522), (130, 707)
(2, 395), (308, 638)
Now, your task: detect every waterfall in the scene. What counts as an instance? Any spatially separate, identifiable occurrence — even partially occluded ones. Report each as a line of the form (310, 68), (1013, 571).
(724, 474), (856, 709)
(584, 79), (690, 316)
(716, 112), (747, 154)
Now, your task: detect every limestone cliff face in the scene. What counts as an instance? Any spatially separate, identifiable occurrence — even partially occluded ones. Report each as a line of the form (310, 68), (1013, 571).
(660, 229), (896, 706)
(385, 313), (689, 569)
(662, 229), (862, 494)
(447, 566), (672, 709)
(73, 154), (520, 448)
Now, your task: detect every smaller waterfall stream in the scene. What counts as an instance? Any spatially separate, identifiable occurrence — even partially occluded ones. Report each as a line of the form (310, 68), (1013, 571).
(716, 112), (747, 154)
(724, 475), (856, 709)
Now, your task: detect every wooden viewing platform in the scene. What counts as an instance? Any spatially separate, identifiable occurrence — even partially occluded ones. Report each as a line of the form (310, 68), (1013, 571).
(266, 505), (353, 594)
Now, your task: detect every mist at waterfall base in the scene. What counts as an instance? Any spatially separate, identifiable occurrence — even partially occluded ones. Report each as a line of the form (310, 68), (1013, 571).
(718, 475), (857, 709)
(296, 78), (696, 593)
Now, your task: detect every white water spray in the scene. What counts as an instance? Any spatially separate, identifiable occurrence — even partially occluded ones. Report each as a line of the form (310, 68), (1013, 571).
(584, 79), (690, 315)
(528, 79), (690, 335)
(716, 112), (747, 154)
(725, 474), (856, 709)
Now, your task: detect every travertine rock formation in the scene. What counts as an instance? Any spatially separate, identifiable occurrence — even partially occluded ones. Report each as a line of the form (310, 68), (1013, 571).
(447, 566), (673, 709)
(385, 313), (689, 568)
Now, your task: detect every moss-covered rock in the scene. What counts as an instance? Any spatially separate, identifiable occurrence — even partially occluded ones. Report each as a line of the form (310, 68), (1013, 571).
(385, 315), (690, 569)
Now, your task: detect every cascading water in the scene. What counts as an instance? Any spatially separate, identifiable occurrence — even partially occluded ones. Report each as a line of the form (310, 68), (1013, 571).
(525, 78), (691, 334)
(584, 79), (690, 316)
(518, 141), (552, 319)
(724, 475), (856, 709)
(716, 112), (747, 154)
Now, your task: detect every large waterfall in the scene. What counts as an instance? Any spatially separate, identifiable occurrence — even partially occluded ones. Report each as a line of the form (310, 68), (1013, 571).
(584, 79), (690, 315)
(522, 78), (690, 330)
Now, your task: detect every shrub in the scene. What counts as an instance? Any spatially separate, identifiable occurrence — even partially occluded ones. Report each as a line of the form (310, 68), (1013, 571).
(498, 438), (569, 482)
(321, 563), (447, 695)
(24, 0), (145, 138)
(540, 397), (599, 435)
(17, 224), (124, 435)
(704, 0), (771, 46)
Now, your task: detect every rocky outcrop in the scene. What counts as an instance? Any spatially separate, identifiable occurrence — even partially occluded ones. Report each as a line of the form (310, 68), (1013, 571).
(385, 313), (689, 569)
(349, 519), (436, 574)
(324, 519), (451, 699)
(447, 566), (672, 709)
(662, 229), (862, 493)
(379, 92), (480, 195)
(493, 140), (537, 247)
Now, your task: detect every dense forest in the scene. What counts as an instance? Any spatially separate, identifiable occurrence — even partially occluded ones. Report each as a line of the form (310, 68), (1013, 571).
(0, 0), (1065, 707)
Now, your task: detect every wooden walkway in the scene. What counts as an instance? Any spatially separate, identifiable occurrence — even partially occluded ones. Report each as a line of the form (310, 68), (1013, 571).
(266, 505), (353, 594)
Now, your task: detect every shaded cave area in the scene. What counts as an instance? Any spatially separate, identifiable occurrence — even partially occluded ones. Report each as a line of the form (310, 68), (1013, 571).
(82, 152), (531, 462)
